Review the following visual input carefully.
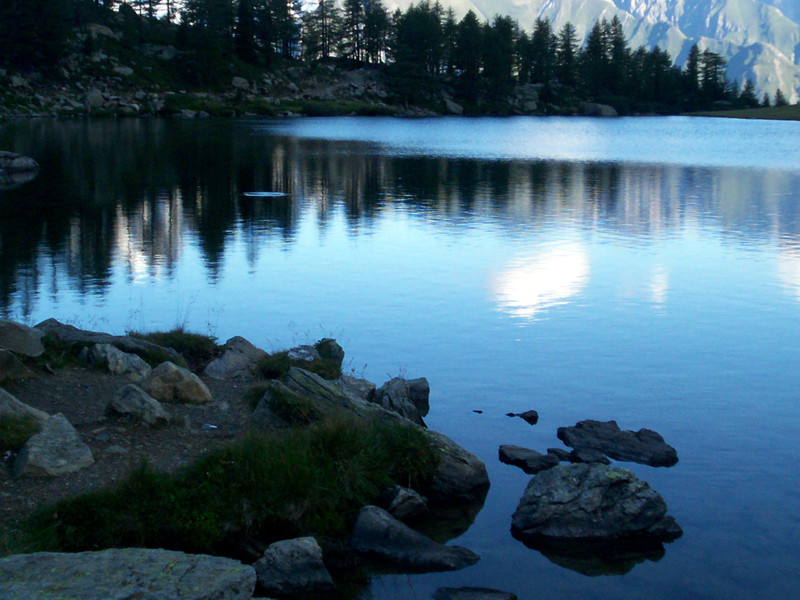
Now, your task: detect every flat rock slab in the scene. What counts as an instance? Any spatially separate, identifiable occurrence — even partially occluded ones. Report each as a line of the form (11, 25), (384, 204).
(434, 587), (518, 600)
(511, 463), (682, 543)
(556, 420), (678, 467)
(0, 548), (256, 600)
(13, 413), (94, 477)
(349, 505), (480, 572)
(498, 445), (559, 474)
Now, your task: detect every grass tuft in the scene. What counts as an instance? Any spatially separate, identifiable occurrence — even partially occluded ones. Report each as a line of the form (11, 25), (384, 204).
(0, 415), (40, 452)
(128, 328), (219, 372)
(255, 351), (341, 381)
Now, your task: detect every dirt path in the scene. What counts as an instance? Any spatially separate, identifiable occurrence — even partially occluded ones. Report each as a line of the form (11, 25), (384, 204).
(1, 366), (256, 538)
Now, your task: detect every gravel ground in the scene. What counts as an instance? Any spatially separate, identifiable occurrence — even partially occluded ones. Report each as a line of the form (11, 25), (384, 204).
(1, 365), (257, 538)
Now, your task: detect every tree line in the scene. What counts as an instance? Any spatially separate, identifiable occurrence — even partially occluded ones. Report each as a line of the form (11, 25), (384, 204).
(1, 0), (791, 113)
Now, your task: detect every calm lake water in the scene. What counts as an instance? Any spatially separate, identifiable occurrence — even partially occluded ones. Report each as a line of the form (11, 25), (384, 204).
(2, 116), (800, 599)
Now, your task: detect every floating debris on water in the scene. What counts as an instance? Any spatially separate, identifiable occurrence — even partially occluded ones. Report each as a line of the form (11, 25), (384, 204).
(242, 191), (288, 198)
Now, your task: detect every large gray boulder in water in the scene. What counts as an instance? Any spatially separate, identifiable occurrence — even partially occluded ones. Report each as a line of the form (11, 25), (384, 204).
(349, 505), (480, 572)
(0, 548), (256, 600)
(511, 463), (682, 543)
(556, 420), (678, 467)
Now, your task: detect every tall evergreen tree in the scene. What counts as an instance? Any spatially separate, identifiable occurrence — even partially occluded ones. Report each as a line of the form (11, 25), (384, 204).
(556, 22), (579, 87)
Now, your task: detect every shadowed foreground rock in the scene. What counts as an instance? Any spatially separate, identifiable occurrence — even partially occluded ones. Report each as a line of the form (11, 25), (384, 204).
(511, 463), (682, 543)
(556, 420), (678, 467)
(349, 505), (480, 572)
(254, 537), (335, 597)
(0, 548), (256, 600)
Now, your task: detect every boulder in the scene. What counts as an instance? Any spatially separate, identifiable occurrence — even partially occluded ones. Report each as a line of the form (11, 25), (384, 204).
(445, 98), (464, 115)
(283, 368), (489, 505)
(231, 76), (250, 91)
(379, 485), (429, 521)
(510, 463), (682, 543)
(373, 377), (430, 426)
(581, 102), (618, 117)
(434, 588), (518, 600)
(336, 374), (376, 403)
(286, 344), (321, 362)
(516, 409), (539, 425)
(85, 88), (105, 109)
(556, 420), (678, 467)
(314, 338), (345, 365)
(92, 343), (152, 382)
(569, 447), (610, 465)
(0, 388), (49, 423)
(203, 336), (267, 379)
(35, 319), (185, 366)
(13, 413), (94, 477)
(498, 445), (559, 474)
(0, 318), (45, 357)
(0, 349), (35, 382)
(546, 448), (571, 462)
(0, 548), (256, 600)
(0, 152), (39, 189)
(142, 361), (213, 404)
(349, 505), (480, 572)
(106, 384), (171, 427)
(253, 537), (335, 597)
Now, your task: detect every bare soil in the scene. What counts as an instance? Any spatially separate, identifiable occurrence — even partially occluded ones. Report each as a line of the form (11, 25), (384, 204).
(1, 365), (256, 540)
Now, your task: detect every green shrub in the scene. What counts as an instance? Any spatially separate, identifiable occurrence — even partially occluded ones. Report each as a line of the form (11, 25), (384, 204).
(129, 328), (218, 372)
(22, 418), (438, 553)
(0, 415), (39, 452)
(255, 351), (341, 381)
(265, 388), (322, 426)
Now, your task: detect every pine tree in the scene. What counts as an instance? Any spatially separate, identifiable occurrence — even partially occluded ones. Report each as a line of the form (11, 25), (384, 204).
(774, 88), (789, 106)
(556, 22), (579, 87)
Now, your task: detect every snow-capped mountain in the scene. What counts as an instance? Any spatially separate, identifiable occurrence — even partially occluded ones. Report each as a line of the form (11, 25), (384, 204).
(385, 0), (800, 102)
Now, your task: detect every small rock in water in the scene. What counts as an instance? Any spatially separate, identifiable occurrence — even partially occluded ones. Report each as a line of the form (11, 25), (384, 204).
(473, 410), (483, 414)
(433, 587), (518, 600)
(498, 445), (559, 474)
(517, 409), (539, 425)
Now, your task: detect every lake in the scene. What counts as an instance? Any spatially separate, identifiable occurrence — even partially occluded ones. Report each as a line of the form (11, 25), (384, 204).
(1, 116), (799, 599)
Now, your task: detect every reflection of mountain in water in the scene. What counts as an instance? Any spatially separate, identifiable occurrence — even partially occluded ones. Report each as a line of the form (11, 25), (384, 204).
(1, 120), (799, 317)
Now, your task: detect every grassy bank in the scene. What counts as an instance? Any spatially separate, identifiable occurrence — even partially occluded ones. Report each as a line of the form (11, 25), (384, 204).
(13, 417), (437, 556)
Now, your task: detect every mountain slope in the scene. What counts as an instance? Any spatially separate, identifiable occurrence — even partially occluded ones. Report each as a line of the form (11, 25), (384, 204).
(384, 0), (800, 102)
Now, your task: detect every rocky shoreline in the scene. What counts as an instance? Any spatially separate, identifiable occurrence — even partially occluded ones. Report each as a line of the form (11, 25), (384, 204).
(1, 316), (684, 598)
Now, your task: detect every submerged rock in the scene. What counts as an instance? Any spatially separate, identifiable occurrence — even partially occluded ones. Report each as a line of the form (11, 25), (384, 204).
(0, 548), (256, 600)
(556, 420), (678, 467)
(349, 505), (480, 572)
(511, 463), (682, 543)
